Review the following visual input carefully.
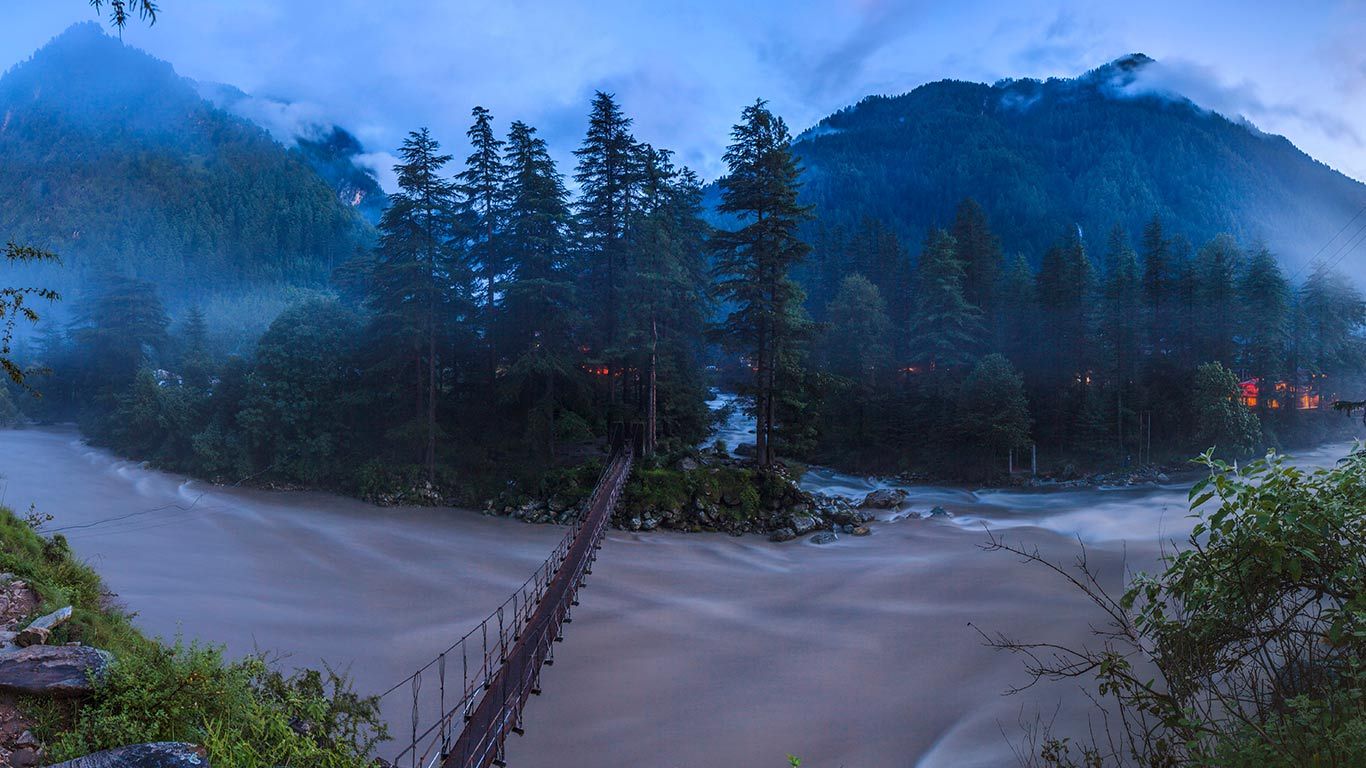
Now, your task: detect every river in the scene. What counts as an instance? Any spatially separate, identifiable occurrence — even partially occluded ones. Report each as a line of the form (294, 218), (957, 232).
(0, 422), (1358, 767)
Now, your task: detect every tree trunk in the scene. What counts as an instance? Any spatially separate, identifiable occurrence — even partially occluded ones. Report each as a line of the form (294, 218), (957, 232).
(647, 316), (658, 456)
(755, 317), (770, 469)
(426, 316), (437, 486)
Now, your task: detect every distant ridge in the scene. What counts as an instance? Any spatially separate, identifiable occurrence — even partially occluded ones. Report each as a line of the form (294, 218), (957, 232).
(0, 23), (374, 301)
(787, 53), (1366, 278)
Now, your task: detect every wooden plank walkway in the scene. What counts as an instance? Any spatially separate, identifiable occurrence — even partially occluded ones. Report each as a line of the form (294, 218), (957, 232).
(441, 434), (635, 768)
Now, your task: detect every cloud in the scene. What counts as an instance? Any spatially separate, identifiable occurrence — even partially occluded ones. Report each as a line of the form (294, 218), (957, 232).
(803, 1), (929, 99)
(1106, 57), (1363, 147)
(197, 80), (332, 142)
(354, 151), (399, 194)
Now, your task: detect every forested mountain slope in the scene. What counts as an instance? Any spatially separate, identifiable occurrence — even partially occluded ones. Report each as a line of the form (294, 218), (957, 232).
(0, 23), (373, 303)
(788, 54), (1366, 274)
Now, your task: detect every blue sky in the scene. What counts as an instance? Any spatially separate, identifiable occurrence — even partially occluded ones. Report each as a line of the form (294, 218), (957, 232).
(2, 1), (1363, 189)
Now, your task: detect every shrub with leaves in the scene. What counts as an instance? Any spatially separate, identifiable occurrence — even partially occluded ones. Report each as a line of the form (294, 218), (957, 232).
(985, 446), (1366, 767)
(33, 641), (388, 768)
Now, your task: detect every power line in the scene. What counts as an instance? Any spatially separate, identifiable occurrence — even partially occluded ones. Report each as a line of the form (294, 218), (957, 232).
(1289, 200), (1366, 281)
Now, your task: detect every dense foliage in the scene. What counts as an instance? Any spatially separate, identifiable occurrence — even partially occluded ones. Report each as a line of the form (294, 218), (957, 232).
(0, 24), (372, 305)
(987, 448), (1366, 767)
(796, 204), (1366, 478)
(16, 91), (713, 502)
(789, 54), (1366, 272)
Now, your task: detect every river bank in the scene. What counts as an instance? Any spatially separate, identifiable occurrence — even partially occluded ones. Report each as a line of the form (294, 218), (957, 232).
(1, 426), (1359, 766)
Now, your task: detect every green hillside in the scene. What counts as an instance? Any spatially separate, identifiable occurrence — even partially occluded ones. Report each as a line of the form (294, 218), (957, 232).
(789, 54), (1366, 275)
(0, 23), (373, 304)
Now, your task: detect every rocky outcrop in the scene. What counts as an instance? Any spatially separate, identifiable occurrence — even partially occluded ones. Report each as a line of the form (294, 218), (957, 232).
(0, 645), (112, 695)
(16, 605), (72, 647)
(46, 742), (209, 768)
(861, 488), (908, 509)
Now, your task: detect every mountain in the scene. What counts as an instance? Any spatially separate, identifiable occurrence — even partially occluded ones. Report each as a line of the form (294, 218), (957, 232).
(788, 54), (1366, 277)
(196, 81), (387, 224)
(0, 23), (374, 306)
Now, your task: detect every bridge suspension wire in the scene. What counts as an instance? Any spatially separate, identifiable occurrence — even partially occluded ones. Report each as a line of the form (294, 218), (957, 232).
(378, 423), (641, 768)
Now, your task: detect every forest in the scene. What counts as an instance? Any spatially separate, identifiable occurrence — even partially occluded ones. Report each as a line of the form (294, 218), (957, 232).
(3, 89), (1362, 501)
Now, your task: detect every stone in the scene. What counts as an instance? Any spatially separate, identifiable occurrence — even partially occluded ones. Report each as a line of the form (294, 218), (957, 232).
(46, 742), (209, 768)
(677, 457), (700, 472)
(809, 532), (838, 545)
(767, 527), (797, 543)
(789, 515), (818, 535)
(861, 488), (908, 509)
(926, 506), (953, 518)
(0, 645), (112, 695)
(10, 747), (39, 768)
(15, 730), (38, 748)
(14, 626), (49, 647)
(852, 525), (872, 536)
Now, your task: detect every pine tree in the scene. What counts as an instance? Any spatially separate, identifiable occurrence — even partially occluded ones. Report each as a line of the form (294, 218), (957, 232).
(574, 92), (640, 390)
(994, 253), (1037, 371)
(1036, 228), (1094, 378)
(497, 120), (582, 461)
(456, 106), (506, 381)
(1099, 225), (1141, 456)
(1194, 234), (1242, 367)
(950, 198), (1002, 315)
(1140, 214), (1173, 355)
(180, 306), (212, 389)
(821, 273), (892, 388)
(1237, 244), (1290, 407)
(1035, 228), (1094, 453)
(908, 229), (982, 371)
(1298, 264), (1366, 378)
(709, 99), (811, 469)
(956, 353), (1031, 478)
(368, 128), (463, 484)
(624, 146), (712, 449)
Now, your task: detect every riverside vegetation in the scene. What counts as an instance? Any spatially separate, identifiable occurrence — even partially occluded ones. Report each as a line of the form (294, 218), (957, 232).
(3, 25), (1364, 521)
(0, 505), (386, 767)
(0, 4), (1364, 767)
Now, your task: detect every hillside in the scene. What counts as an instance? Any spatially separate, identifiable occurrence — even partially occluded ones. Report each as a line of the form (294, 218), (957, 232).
(789, 54), (1366, 275)
(0, 23), (374, 305)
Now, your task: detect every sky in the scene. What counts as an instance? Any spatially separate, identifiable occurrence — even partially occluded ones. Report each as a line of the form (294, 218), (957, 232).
(1, 1), (1364, 190)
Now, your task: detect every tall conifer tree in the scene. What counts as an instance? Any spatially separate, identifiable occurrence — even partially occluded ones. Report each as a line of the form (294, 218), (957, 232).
(710, 99), (811, 469)
(369, 128), (462, 484)
(456, 106), (506, 381)
(574, 91), (640, 394)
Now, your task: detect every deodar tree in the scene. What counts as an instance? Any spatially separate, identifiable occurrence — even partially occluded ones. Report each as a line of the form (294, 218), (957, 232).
(367, 129), (464, 486)
(709, 99), (811, 469)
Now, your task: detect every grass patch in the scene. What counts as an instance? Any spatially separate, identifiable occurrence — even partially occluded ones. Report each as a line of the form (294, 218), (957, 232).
(0, 506), (387, 766)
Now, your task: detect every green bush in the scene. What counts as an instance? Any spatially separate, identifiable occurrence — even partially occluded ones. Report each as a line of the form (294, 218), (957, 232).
(990, 447), (1366, 767)
(0, 507), (387, 766)
(35, 642), (386, 768)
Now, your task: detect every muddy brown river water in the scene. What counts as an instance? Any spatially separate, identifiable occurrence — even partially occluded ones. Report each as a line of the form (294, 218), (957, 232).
(0, 425), (1357, 767)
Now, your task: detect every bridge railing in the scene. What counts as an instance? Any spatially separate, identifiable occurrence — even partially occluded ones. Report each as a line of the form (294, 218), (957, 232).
(378, 427), (636, 768)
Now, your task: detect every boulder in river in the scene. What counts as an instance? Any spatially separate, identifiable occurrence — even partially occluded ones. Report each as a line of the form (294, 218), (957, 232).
(926, 506), (953, 518)
(789, 515), (818, 535)
(0, 645), (112, 695)
(852, 525), (872, 536)
(861, 488), (908, 509)
(768, 527), (796, 543)
(809, 532), (838, 545)
(46, 742), (209, 768)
